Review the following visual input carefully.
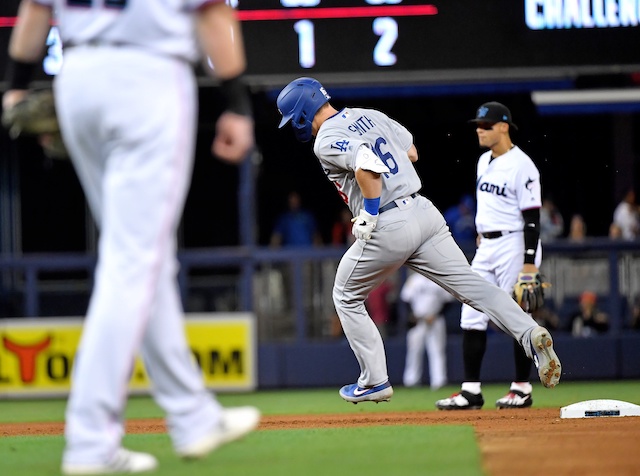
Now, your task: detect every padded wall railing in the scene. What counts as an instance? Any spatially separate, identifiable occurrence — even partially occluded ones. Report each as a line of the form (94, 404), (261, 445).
(1, 239), (639, 343)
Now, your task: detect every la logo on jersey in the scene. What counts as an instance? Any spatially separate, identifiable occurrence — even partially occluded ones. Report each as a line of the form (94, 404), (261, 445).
(331, 140), (349, 152)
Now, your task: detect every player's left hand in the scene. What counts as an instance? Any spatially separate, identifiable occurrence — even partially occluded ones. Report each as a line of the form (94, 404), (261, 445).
(351, 209), (378, 240)
(2, 89), (29, 112)
(211, 111), (254, 164)
(512, 271), (550, 313)
(2, 88), (68, 159)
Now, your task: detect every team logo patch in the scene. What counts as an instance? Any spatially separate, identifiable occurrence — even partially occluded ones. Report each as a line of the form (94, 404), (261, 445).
(525, 177), (536, 190)
(331, 140), (349, 152)
(477, 106), (489, 118)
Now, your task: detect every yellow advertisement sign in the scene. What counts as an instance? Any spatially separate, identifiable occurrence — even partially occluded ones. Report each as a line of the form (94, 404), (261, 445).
(0, 313), (256, 398)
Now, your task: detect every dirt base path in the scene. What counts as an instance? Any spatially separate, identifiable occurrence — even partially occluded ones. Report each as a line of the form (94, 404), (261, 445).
(3, 409), (639, 475)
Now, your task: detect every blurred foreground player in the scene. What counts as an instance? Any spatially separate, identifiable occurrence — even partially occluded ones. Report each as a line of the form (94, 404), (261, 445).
(4, 1), (259, 473)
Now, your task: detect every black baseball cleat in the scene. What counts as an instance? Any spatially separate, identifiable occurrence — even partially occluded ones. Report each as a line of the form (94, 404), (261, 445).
(435, 390), (484, 410)
(495, 390), (533, 409)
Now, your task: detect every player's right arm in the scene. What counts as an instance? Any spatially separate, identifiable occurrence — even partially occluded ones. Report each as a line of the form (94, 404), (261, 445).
(355, 167), (383, 201)
(3, 0), (52, 110)
(195, 2), (254, 163)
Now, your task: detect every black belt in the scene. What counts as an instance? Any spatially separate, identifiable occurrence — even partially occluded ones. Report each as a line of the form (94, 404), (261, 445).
(379, 193), (419, 214)
(481, 230), (516, 239)
(64, 40), (129, 49)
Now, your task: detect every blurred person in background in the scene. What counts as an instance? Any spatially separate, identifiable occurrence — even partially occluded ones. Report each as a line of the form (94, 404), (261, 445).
(270, 190), (322, 247)
(331, 208), (356, 247)
(608, 222), (623, 240)
(570, 291), (610, 337)
(612, 189), (639, 241)
(567, 214), (587, 242)
(443, 194), (477, 244)
(539, 196), (564, 243)
(400, 271), (453, 390)
(629, 294), (640, 330)
(365, 278), (395, 338)
(531, 307), (560, 332)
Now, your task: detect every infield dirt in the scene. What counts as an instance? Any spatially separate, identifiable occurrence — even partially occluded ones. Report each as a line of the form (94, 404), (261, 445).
(3, 408), (638, 475)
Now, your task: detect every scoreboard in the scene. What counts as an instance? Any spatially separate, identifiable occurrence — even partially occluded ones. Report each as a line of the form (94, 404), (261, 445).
(1, 0), (640, 88)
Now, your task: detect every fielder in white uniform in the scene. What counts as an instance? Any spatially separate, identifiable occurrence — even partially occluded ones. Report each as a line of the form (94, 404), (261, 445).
(4, 1), (259, 473)
(400, 272), (453, 390)
(436, 102), (544, 410)
(276, 78), (562, 404)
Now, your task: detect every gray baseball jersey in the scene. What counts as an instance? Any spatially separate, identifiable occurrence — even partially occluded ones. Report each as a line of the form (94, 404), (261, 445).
(312, 107), (545, 389)
(314, 107), (421, 216)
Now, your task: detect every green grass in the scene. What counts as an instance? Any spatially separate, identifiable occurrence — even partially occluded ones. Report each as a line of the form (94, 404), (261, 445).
(1, 426), (481, 476)
(1, 380), (639, 476)
(2, 380), (638, 422)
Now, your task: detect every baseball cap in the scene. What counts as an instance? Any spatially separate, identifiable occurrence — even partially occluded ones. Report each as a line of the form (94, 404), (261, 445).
(469, 101), (518, 130)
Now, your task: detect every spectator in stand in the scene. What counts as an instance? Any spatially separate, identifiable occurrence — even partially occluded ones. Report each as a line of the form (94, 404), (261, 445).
(612, 189), (640, 241)
(331, 208), (356, 247)
(270, 191), (322, 247)
(609, 222), (623, 240)
(567, 214), (587, 242)
(532, 307), (560, 332)
(570, 291), (610, 337)
(365, 279), (394, 337)
(630, 294), (640, 330)
(539, 196), (564, 243)
(443, 194), (477, 244)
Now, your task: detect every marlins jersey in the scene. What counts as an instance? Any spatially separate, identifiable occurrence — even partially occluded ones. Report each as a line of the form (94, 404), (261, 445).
(474, 146), (541, 233)
(34, 0), (221, 62)
(313, 107), (422, 216)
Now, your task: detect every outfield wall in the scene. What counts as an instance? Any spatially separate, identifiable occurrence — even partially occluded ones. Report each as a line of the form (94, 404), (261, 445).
(0, 314), (257, 398)
(1, 241), (639, 395)
(256, 333), (640, 389)
(1, 316), (638, 397)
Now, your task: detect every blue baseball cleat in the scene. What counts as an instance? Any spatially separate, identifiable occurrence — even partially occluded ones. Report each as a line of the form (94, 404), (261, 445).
(339, 380), (393, 404)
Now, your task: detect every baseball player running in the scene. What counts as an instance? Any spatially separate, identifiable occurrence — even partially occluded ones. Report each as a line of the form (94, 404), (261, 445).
(4, 1), (258, 474)
(435, 102), (545, 410)
(276, 78), (561, 404)
(400, 271), (453, 390)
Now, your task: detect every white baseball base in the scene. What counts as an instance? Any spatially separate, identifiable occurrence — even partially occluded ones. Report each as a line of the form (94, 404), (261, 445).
(560, 399), (640, 419)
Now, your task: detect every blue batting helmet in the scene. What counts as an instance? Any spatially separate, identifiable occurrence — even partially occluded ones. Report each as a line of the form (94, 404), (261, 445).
(277, 77), (331, 142)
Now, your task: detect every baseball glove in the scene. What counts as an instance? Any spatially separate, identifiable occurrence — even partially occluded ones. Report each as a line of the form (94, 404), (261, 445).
(512, 272), (550, 313)
(2, 89), (68, 159)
